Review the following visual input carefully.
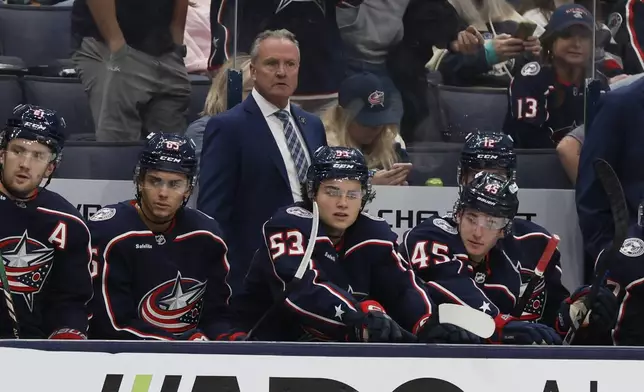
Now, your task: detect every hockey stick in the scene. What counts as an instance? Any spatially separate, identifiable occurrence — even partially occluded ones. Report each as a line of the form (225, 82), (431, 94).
(511, 234), (560, 318)
(244, 201), (320, 341)
(438, 303), (495, 339)
(563, 159), (628, 345)
(0, 249), (20, 339)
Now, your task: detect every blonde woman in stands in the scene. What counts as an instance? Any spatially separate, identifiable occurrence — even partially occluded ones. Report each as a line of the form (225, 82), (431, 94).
(323, 72), (411, 186)
(185, 54), (252, 161)
(430, 0), (541, 87)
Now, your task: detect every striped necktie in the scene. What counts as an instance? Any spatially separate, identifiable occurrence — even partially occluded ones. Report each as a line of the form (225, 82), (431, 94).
(274, 110), (308, 183)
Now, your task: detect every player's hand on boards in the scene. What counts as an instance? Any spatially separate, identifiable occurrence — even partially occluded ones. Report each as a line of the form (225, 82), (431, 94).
(556, 285), (618, 335)
(415, 314), (482, 344)
(344, 301), (417, 343)
(492, 314), (562, 345)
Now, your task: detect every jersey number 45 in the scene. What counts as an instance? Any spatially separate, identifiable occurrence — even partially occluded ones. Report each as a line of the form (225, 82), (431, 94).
(410, 241), (451, 269)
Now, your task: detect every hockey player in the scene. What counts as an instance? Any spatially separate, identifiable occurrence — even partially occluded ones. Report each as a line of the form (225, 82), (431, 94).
(403, 170), (617, 344)
(0, 104), (92, 339)
(503, 4), (609, 148)
(88, 133), (239, 341)
(453, 132), (617, 343)
(606, 216), (644, 345)
(232, 146), (480, 343)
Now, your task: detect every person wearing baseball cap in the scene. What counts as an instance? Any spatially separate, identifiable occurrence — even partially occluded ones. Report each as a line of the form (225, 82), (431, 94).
(322, 72), (412, 186)
(502, 4), (609, 148)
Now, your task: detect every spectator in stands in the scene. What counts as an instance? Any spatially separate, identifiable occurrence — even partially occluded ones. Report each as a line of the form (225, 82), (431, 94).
(322, 72), (411, 186)
(197, 29), (327, 292)
(184, 0), (212, 74)
(503, 4), (608, 148)
(429, 0), (541, 87)
(186, 54), (252, 161)
(71, 0), (191, 141)
(210, 0), (343, 115)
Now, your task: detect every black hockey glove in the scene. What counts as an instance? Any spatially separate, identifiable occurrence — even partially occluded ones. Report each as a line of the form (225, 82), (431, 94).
(491, 314), (562, 345)
(556, 285), (618, 336)
(344, 301), (417, 343)
(414, 314), (481, 344)
(178, 328), (209, 341)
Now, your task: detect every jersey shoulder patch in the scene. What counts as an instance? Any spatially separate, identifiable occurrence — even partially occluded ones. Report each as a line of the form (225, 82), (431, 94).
(89, 207), (116, 222)
(432, 218), (458, 235)
(620, 237), (644, 258)
(521, 61), (541, 76)
(286, 206), (313, 219)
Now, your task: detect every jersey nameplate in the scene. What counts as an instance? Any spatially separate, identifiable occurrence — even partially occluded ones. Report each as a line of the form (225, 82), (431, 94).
(521, 62), (541, 76)
(620, 238), (644, 258)
(433, 218), (458, 235)
(286, 206), (313, 219)
(89, 207), (116, 222)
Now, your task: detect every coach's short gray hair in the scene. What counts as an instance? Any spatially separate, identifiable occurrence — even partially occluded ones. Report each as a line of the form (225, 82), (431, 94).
(250, 29), (300, 62)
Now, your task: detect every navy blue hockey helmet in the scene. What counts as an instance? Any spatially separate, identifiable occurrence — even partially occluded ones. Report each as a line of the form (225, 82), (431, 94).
(136, 132), (198, 180)
(305, 146), (374, 208)
(1, 104), (66, 162)
(458, 132), (516, 186)
(456, 172), (519, 231)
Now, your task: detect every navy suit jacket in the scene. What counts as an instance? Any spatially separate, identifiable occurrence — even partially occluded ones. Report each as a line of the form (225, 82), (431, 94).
(197, 94), (327, 291)
(576, 77), (644, 260)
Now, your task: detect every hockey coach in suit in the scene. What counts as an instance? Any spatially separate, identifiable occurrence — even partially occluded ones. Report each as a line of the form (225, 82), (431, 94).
(198, 29), (327, 291)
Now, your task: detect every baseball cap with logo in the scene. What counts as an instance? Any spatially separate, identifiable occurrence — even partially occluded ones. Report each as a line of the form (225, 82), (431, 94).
(338, 72), (396, 128)
(541, 4), (594, 43)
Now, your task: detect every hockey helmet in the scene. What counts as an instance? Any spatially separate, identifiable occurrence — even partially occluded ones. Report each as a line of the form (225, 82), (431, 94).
(136, 133), (198, 180)
(456, 172), (519, 231)
(1, 104), (66, 162)
(305, 146), (374, 208)
(458, 131), (516, 186)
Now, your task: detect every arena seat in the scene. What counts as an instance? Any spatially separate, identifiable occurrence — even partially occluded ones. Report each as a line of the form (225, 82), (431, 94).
(188, 74), (210, 123)
(406, 145), (572, 189)
(22, 76), (95, 139)
(0, 4), (73, 67)
(432, 84), (509, 143)
(54, 142), (144, 180)
(0, 75), (23, 127)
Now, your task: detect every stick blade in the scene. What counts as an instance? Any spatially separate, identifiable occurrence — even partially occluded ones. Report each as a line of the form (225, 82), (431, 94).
(438, 303), (495, 339)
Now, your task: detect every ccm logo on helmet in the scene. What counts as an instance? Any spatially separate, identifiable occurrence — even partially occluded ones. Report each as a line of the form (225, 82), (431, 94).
(333, 163), (355, 169)
(23, 121), (47, 131)
(159, 156), (181, 163)
(476, 154), (498, 159)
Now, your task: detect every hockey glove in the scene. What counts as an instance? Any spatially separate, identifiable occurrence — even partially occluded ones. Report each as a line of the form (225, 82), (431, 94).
(49, 328), (87, 340)
(415, 314), (481, 344)
(344, 301), (417, 343)
(178, 329), (209, 341)
(491, 314), (562, 345)
(216, 331), (248, 341)
(555, 285), (618, 335)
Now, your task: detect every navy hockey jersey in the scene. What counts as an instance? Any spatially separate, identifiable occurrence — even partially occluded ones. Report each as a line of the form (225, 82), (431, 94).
(0, 189), (92, 339)
(606, 224), (644, 345)
(231, 203), (433, 341)
(88, 201), (234, 340)
(503, 62), (609, 148)
(608, 0), (644, 75)
(401, 216), (567, 328)
(209, 0), (344, 95)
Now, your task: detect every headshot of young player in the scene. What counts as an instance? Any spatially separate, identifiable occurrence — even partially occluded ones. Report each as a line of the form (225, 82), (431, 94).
(301, 146), (374, 244)
(0, 105), (65, 200)
(133, 133), (198, 231)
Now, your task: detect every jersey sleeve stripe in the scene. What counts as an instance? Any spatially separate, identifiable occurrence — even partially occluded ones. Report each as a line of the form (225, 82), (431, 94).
(309, 259), (356, 311)
(392, 250), (433, 315)
(101, 230), (172, 341)
(261, 221), (287, 291)
(284, 298), (345, 326)
(626, 0), (644, 70)
(344, 239), (393, 257)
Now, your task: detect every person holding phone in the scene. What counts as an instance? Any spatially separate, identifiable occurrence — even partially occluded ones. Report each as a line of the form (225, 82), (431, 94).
(322, 72), (412, 186)
(429, 0), (542, 87)
(503, 4), (610, 148)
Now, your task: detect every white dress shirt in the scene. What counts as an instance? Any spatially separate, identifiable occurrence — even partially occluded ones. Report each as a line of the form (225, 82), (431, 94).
(252, 88), (311, 201)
